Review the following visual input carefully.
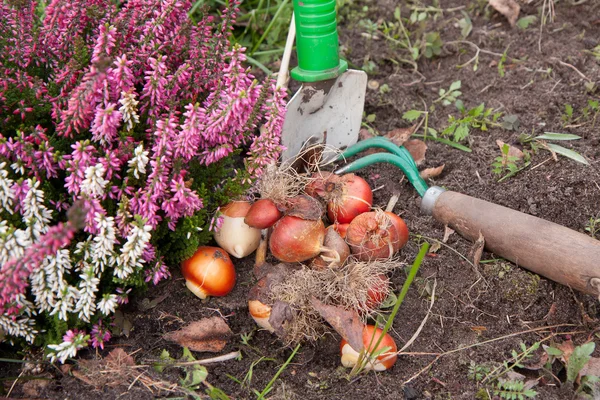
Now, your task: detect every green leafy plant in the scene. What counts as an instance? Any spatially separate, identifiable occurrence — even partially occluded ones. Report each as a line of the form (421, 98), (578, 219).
(402, 108), (471, 152)
(562, 104), (574, 125)
(154, 348), (219, 399)
(516, 15), (537, 30)
(493, 380), (537, 399)
(468, 360), (491, 382)
(458, 11), (473, 38)
(361, 112), (378, 135)
(545, 342), (600, 398)
(491, 143), (531, 182)
(585, 215), (600, 239)
(423, 32), (443, 58)
(519, 132), (589, 165)
(434, 81), (462, 106)
(483, 342), (540, 384)
(442, 102), (502, 142)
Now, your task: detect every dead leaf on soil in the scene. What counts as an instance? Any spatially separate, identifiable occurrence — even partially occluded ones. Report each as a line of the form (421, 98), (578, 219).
(163, 316), (232, 353)
(556, 339), (575, 363)
(403, 139), (427, 165)
(521, 352), (549, 371)
(310, 297), (364, 352)
(105, 348), (136, 368)
(489, 0), (520, 27)
(420, 164), (445, 180)
(496, 140), (524, 159)
(359, 128), (374, 142)
(443, 225), (455, 243)
(469, 231), (485, 268)
(268, 300), (295, 337)
(21, 374), (51, 397)
(580, 356), (600, 378)
(384, 126), (415, 147)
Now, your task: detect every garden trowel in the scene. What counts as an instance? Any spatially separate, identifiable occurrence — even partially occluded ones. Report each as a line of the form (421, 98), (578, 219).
(280, 0), (367, 163)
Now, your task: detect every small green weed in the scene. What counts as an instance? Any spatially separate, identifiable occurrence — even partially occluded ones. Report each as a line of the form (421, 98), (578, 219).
(467, 342), (540, 399)
(493, 380), (537, 399)
(468, 361), (491, 382)
(442, 102), (502, 142)
(545, 342), (600, 398)
(154, 348), (230, 399)
(519, 132), (589, 165)
(491, 143), (531, 182)
(585, 215), (600, 239)
(434, 80), (462, 106)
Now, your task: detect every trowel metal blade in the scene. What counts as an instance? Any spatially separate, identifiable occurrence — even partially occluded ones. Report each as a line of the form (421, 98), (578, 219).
(281, 69), (368, 163)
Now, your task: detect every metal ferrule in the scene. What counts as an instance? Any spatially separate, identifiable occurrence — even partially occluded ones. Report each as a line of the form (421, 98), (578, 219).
(420, 186), (446, 215)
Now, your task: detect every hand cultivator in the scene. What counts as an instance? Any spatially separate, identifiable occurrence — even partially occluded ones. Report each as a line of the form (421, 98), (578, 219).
(334, 137), (600, 297)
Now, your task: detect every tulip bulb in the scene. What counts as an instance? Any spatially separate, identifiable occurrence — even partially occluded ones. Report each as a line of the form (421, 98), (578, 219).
(214, 201), (261, 258)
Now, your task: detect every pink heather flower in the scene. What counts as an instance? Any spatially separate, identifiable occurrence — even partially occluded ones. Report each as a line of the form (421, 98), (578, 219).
(90, 103), (122, 145)
(144, 258), (170, 285)
(1, 0), (290, 347)
(140, 56), (168, 119)
(247, 83), (286, 176)
(162, 171), (203, 230)
(208, 210), (224, 233)
(109, 56), (135, 98)
(115, 288), (131, 305)
(90, 320), (111, 349)
(91, 24), (117, 63)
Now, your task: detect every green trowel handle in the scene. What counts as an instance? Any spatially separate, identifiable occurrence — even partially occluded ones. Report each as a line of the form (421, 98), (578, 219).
(291, 0), (348, 82)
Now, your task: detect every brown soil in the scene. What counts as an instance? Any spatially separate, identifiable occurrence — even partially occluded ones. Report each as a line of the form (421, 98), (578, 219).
(2, 1), (600, 399)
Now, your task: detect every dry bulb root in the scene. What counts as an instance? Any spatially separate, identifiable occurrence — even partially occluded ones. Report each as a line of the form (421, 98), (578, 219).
(267, 258), (402, 345)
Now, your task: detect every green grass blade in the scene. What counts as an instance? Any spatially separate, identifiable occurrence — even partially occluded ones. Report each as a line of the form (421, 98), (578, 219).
(546, 143), (589, 165)
(412, 134), (472, 152)
(536, 132), (582, 141)
(256, 343), (301, 400)
(249, 0), (290, 55)
(245, 56), (273, 75)
(372, 242), (429, 354)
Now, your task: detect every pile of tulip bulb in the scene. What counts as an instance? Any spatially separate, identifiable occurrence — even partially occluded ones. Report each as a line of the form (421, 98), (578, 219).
(182, 171), (408, 372)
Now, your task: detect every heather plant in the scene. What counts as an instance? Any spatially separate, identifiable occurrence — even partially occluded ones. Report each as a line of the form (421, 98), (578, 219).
(0, 0), (285, 362)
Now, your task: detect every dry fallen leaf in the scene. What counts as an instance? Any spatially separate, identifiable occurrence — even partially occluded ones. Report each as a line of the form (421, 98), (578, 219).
(403, 139), (427, 165)
(359, 128), (374, 141)
(489, 0), (520, 27)
(163, 317), (232, 353)
(580, 357), (600, 378)
(469, 231), (485, 267)
(420, 164), (445, 180)
(384, 126), (415, 147)
(268, 300), (295, 337)
(105, 348), (135, 368)
(443, 225), (455, 243)
(310, 297), (364, 353)
(496, 140), (524, 159)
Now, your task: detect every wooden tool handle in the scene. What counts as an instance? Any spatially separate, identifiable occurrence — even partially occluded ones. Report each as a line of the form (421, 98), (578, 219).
(429, 190), (600, 295)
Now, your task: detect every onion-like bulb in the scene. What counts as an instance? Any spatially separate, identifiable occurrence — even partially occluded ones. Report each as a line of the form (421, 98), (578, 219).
(340, 325), (398, 371)
(248, 300), (274, 332)
(245, 199), (282, 229)
(181, 247), (236, 299)
(269, 216), (326, 263)
(214, 201), (261, 258)
(346, 211), (399, 261)
(385, 212), (409, 251)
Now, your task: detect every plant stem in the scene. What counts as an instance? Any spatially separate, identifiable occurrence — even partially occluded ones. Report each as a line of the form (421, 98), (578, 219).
(356, 242), (428, 375)
(250, 0), (290, 55)
(256, 343), (301, 399)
